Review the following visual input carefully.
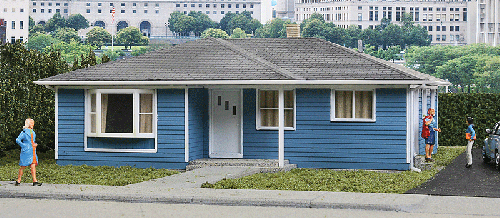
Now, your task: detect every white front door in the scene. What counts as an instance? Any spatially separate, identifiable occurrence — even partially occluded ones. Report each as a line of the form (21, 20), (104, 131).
(210, 90), (242, 158)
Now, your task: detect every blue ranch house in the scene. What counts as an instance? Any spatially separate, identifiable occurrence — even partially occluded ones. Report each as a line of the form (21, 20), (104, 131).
(35, 37), (449, 170)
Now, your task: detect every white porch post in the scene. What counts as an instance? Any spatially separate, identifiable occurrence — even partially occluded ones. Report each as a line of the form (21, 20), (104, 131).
(278, 87), (285, 167)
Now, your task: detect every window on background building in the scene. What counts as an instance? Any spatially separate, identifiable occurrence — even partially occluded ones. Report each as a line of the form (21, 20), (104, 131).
(86, 90), (155, 137)
(228, 4), (231, 8)
(436, 35), (441, 41)
(155, 3), (159, 7)
(48, 9), (52, 13)
(121, 3), (125, 6)
(20, 21), (23, 29)
(206, 11), (209, 14)
(98, 3), (102, 6)
(250, 4), (253, 8)
(331, 90), (375, 122)
(191, 4), (195, 7)
(56, 9), (60, 13)
(455, 14), (460, 21)
(49, 2), (52, 6)
(214, 4), (217, 8)
(236, 11), (239, 14)
(19, 37), (23, 42)
(33, 9), (36, 13)
(463, 12), (467, 21)
(236, 4), (239, 8)
(442, 26), (446, 31)
(257, 90), (295, 130)
(243, 4), (246, 8)
(450, 26), (454, 31)
(221, 4), (225, 8)
(11, 21), (15, 29)
(442, 35), (446, 41)
(221, 11), (224, 14)
(199, 4), (202, 7)
(206, 4), (210, 7)
(64, 3), (68, 6)
(213, 11), (216, 14)
(87, 9), (90, 13)
(33, 2), (36, 6)
(121, 9), (125, 13)
(86, 3), (90, 6)
(41, 9), (44, 13)
(358, 13), (362, 21)
(436, 26), (440, 31)
(41, 2), (44, 6)
(56, 3), (60, 6)
(110, 3), (113, 6)
(358, 6), (362, 10)
(11, 37), (15, 44)
(64, 9), (68, 13)
(428, 26), (433, 31)
(133, 10), (136, 13)
(144, 10), (147, 13)
(155, 10), (159, 14)
(144, 3), (148, 7)
(455, 26), (459, 31)
(176, 4), (180, 7)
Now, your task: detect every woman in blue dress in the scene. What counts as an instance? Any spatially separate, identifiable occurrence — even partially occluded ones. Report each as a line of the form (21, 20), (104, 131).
(15, 118), (42, 186)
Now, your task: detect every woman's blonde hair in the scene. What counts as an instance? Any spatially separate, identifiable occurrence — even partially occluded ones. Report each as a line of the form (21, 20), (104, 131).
(23, 118), (34, 129)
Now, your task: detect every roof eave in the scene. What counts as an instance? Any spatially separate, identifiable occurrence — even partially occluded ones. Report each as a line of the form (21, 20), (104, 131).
(34, 79), (451, 87)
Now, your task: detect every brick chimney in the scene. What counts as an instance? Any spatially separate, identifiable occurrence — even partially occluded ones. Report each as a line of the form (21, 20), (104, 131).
(286, 24), (300, 38)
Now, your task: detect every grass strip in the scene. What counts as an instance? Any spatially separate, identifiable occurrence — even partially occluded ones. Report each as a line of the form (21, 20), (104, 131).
(207, 146), (466, 194)
(0, 150), (178, 186)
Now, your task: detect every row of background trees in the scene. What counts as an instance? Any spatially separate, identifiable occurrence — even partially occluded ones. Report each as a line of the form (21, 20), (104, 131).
(27, 11), (500, 93)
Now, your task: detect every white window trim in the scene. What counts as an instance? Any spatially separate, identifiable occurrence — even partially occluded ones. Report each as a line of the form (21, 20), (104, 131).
(256, 89), (296, 131)
(330, 89), (376, 122)
(85, 89), (157, 139)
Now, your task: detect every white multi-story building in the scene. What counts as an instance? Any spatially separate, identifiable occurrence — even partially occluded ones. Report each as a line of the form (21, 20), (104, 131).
(468, 0), (500, 45)
(29, 0), (263, 38)
(295, 0), (470, 45)
(0, 0), (30, 43)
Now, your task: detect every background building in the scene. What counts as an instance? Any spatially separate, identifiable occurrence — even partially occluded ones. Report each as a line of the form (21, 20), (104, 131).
(0, 0), (30, 43)
(30, 0), (263, 38)
(0, 19), (6, 44)
(295, 0), (469, 45)
(468, 0), (500, 45)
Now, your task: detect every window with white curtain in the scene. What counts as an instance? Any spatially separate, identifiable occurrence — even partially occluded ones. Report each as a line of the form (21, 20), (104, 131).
(257, 90), (295, 130)
(331, 90), (376, 122)
(87, 89), (155, 138)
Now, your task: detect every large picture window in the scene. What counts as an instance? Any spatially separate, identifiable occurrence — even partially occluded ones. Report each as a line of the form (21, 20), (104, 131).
(257, 90), (295, 130)
(87, 89), (156, 138)
(331, 90), (376, 122)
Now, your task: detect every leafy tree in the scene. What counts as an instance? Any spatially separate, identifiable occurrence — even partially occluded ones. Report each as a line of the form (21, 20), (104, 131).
(72, 49), (97, 70)
(254, 18), (291, 38)
(322, 23), (345, 45)
(0, 42), (69, 153)
(29, 24), (46, 36)
(52, 27), (81, 43)
(66, 14), (89, 31)
(436, 55), (480, 93)
(381, 24), (403, 49)
(230, 28), (248, 38)
(474, 56), (500, 93)
(219, 12), (237, 34)
(167, 11), (183, 35)
(360, 28), (381, 49)
(301, 19), (324, 38)
(201, 28), (229, 38)
(48, 40), (96, 64)
(173, 15), (196, 36)
(85, 27), (112, 49)
(344, 25), (362, 48)
(26, 33), (62, 51)
(116, 27), (149, 49)
(29, 16), (35, 28)
(189, 11), (216, 37)
(101, 54), (111, 63)
(44, 13), (67, 33)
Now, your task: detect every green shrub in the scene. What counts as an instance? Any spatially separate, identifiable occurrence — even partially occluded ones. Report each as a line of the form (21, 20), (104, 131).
(0, 42), (68, 155)
(438, 93), (500, 146)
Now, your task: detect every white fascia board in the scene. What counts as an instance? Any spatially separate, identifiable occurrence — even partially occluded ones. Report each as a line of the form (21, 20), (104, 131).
(34, 80), (451, 86)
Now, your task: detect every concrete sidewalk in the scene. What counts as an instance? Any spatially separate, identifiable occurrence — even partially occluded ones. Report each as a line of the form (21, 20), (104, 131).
(1, 166), (500, 216)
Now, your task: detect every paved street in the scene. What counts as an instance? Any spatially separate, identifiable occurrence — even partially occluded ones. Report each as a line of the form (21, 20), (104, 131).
(407, 147), (500, 197)
(1, 198), (498, 218)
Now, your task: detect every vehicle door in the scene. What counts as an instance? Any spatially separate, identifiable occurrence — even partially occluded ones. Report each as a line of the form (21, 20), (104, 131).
(487, 122), (500, 158)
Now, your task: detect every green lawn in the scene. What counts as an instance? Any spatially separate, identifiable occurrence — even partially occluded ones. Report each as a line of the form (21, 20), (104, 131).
(0, 150), (178, 186)
(204, 146), (466, 194)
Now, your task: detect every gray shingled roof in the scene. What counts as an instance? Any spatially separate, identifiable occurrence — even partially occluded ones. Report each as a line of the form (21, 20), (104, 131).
(37, 37), (446, 84)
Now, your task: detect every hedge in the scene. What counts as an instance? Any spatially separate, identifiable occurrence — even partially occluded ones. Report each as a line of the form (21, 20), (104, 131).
(0, 42), (68, 155)
(438, 93), (500, 147)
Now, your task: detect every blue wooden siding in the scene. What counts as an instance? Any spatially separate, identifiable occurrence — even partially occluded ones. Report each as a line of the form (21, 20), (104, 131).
(57, 89), (188, 169)
(243, 89), (279, 159)
(243, 88), (409, 170)
(87, 138), (155, 149)
(189, 88), (209, 160)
